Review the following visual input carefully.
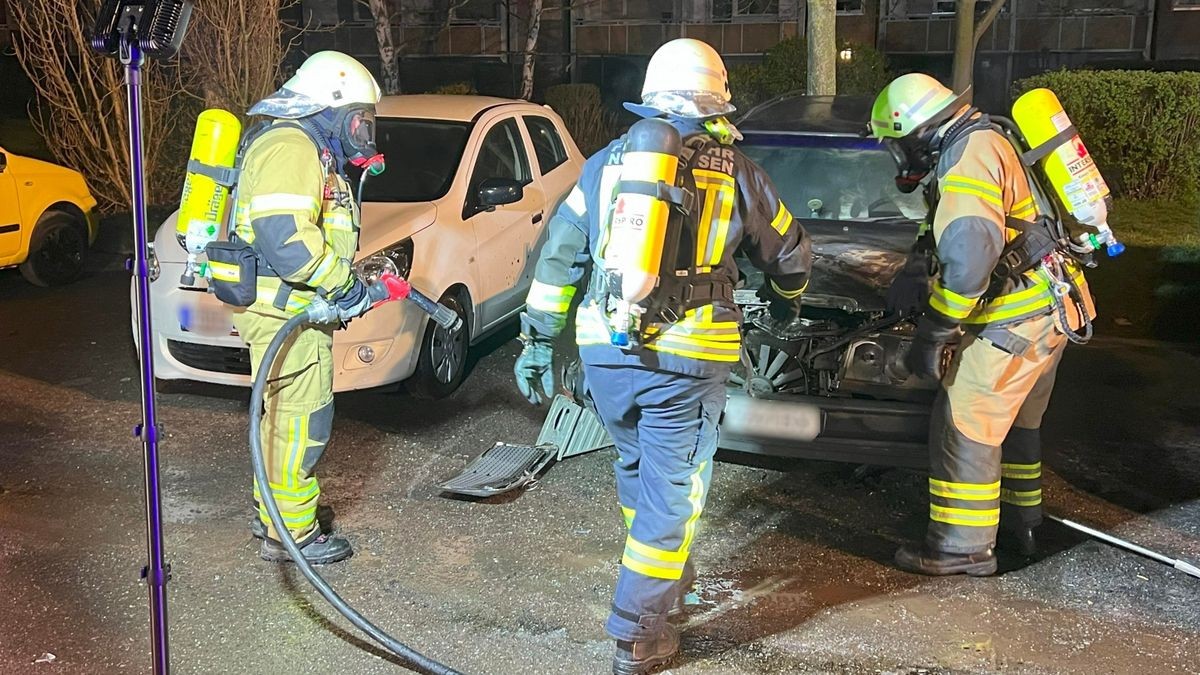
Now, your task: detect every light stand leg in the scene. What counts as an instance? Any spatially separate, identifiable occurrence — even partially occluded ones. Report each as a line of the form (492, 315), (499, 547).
(122, 39), (171, 675)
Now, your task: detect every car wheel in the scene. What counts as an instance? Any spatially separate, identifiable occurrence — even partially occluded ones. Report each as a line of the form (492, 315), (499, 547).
(408, 291), (470, 400)
(19, 211), (88, 287)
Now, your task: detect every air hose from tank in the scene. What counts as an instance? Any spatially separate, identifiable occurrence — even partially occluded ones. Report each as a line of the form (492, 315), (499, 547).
(249, 276), (465, 675)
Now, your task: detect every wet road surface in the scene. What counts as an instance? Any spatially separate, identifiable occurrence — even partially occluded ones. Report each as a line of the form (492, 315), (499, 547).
(1, 264), (1198, 674)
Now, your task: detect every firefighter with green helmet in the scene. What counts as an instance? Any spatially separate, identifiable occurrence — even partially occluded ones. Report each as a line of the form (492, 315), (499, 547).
(233, 51), (385, 565)
(869, 73), (1095, 576)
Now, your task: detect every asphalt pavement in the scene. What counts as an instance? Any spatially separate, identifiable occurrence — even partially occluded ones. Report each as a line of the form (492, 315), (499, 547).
(1, 261), (1198, 674)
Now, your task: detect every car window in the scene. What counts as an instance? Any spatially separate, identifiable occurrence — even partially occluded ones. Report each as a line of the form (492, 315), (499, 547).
(740, 135), (928, 222)
(361, 118), (471, 203)
(523, 115), (568, 175)
(468, 119), (532, 201)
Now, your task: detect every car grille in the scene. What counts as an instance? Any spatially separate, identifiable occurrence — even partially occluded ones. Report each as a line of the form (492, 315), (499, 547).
(167, 340), (251, 376)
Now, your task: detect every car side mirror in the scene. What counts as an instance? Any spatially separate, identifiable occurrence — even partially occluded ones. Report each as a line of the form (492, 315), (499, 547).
(477, 177), (523, 211)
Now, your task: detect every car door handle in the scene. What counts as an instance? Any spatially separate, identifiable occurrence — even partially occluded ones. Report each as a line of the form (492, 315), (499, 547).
(532, 212), (543, 224)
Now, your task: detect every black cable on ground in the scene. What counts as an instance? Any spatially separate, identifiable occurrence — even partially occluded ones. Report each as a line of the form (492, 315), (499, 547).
(250, 313), (465, 675)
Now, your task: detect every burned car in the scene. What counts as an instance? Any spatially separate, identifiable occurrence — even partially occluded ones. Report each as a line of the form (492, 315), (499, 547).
(442, 95), (938, 497)
(719, 94), (935, 469)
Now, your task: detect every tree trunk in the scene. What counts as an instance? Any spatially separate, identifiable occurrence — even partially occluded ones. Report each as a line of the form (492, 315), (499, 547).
(806, 0), (836, 96)
(521, 0), (544, 100)
(953, 0), (1007, 99)
(368, 0), (401, 95)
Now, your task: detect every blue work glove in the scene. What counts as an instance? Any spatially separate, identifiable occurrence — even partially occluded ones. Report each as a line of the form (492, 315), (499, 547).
(514, 313), (556, 405)
(514, 340), (554, 405)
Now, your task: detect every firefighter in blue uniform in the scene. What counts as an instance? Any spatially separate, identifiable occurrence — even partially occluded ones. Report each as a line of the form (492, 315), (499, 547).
(513, 39), (812, 674)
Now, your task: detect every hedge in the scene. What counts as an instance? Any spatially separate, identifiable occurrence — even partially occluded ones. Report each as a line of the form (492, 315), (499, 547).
(1015, 69), (1200, 201)
(544, 83), (618, 156)
(729, 38), (891, 111)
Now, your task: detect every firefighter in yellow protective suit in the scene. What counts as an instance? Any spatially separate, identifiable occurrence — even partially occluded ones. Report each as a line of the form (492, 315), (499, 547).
(869, 74), (1095, 576)
(233, 51), (384, 565)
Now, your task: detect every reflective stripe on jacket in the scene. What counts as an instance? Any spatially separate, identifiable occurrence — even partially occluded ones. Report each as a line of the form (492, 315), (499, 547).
(526, 120), (813, 377)
(928, 121), (1093, 327)
(232, 125), (359, 317)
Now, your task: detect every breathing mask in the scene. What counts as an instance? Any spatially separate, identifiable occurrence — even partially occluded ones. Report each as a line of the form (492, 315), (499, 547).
(316, 104), (385, 176)
(884, 126), (937, 194)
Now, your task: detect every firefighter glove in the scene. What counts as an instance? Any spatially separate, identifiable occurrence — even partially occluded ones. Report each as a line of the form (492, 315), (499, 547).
(758, 280), (802, 322)
(514, 337), (555, 405)
(332, 276), (377, 321)
(904, 314), (958, 380)
(886, 231), (937, 317)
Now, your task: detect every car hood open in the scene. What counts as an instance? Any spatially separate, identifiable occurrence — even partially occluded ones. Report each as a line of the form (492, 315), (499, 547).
(356, 201), (438, 259)
(741, 216), (918, 314)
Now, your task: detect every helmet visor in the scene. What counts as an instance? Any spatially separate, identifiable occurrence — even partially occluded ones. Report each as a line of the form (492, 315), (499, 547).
(637, 90), (736, 119)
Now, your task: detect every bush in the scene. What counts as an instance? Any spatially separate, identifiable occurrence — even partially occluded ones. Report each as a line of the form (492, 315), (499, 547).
(1014, 70), (1200, 201)
(544, 83), (619, 156)
(429, 82), (477, 95)
(729, 38), (891, 111)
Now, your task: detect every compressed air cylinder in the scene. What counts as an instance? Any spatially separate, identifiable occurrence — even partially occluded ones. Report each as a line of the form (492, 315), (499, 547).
(177, 109), (242, 254)
(604, 118), (682, 305)
(1012, 88), (1111, 229)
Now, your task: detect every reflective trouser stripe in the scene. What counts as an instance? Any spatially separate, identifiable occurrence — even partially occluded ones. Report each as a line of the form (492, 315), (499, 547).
(1001, 462), (1042, 480)
(928, 313), (1063, 553)
(930, 504), (1000, 527)
(929, 478), (1000, 501)
(235, 309), (334, 541)
(1000, 488), (1042, 507)
(620, 461), (708, 581)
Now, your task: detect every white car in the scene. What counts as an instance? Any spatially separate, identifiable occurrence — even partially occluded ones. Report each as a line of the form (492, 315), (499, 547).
(138, 95), (584, 398)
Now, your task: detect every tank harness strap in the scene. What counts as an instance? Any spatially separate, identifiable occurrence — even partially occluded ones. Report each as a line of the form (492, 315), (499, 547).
(613, 179), (695, 216)
(234, 119), (337, 312)
(186, 160), (240, 188)
(1021, 124), (1077, 167)
(985, 216), (1058, 300)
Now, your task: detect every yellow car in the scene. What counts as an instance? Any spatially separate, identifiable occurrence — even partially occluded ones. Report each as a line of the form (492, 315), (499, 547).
(0, 146), (99, 286)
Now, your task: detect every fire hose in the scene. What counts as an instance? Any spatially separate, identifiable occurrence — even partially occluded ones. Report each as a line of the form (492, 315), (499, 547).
(249, 272), (465, 674)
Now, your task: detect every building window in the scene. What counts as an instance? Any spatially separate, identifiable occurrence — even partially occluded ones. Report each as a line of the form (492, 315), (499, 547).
(713, 0), (779, 20)
(836, 0), (864, 13)
(453, 0), (500, 22)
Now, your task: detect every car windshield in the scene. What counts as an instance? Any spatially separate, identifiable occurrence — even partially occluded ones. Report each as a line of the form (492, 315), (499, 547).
(361, 118), (470, 203)
(739, 134), (928, 222)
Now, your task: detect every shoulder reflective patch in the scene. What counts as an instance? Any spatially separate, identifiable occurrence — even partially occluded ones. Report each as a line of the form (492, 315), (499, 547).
(769, 201), (793, 236)
(564, 185), (587, 217)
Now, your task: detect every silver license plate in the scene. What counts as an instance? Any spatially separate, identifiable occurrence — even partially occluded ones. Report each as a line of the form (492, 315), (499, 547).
(722, 396), (821, 442)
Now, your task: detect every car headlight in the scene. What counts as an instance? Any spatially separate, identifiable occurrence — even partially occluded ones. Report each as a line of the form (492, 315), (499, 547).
(354, 239), (413, 283)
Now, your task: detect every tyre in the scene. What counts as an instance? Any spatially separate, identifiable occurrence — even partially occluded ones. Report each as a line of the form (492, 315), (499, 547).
(407, 290), (471, 400)
(19, 211), (88, 287)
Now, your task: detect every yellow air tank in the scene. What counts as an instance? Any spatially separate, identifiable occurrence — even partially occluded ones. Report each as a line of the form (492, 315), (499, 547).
(1012, 88), (1110, 230)
(177, 108), (241, 283)
(603, 118), (682, 347)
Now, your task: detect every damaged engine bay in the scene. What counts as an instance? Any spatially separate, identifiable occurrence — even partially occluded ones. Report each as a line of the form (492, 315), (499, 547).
(731, 221), (941, 404)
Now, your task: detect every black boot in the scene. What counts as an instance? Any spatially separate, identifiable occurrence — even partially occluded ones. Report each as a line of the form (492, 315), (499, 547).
(894, 543), (996, 577)
(260, 531), (354, 565)
(998, 525), (1037, 557)
(613, 624), (680, 675)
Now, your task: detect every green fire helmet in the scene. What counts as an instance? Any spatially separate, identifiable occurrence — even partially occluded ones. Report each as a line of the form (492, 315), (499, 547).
(868, 73), (965, 140)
